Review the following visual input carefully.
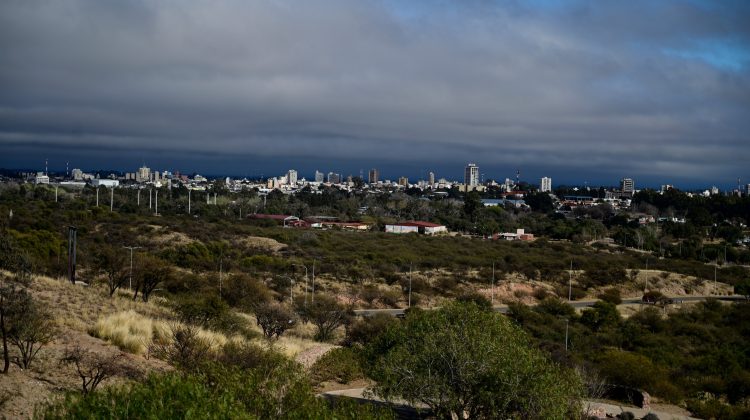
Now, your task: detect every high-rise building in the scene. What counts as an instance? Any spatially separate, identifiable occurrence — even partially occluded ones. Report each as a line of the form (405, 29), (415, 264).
(428, 171), (435, 185)
(327, 172), (341, 184)
(314, 170), (324, 183)
(287, 170), (297, 185)
(620, 178), (634, 194)
(540, 177), (552, 193)
(464, 163), (479, 186)
(398, 177), (409, 187)
(71, 168), (83, 181)
(368, 168), (379, 184)
(136, 166), (151, 183)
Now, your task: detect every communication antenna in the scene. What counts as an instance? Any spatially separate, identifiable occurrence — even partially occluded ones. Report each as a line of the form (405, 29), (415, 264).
(45, 158), (48, 176)
(515, 169), (520, 190)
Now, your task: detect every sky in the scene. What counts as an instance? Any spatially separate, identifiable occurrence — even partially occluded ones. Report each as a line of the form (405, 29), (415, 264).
(1, 0), (749, 188)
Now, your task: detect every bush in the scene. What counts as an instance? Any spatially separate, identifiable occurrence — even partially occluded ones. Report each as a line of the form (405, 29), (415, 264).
(456, 292), (492, 310)
(597, 288), (622, 305)
(310, 347), (364, 385)
(345, 314), (398, 347)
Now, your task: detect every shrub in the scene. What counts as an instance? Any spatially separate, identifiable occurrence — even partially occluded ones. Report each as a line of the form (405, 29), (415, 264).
(149, 324), (215, 370)
(310, 347), (364, 385)
(532, 287), (549, 300)
(344, 314), (398, 347)
(597, 288), (622, 305)
(456, 292), (492, 310)
(253, 302), (296, 339)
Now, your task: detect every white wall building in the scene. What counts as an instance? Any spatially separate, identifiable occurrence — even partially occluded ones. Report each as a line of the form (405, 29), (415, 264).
(540, 177), (552, 192)
(287, 170), (298, 185)
(91, 179), (119, 187)
(464, 163), (479, 186)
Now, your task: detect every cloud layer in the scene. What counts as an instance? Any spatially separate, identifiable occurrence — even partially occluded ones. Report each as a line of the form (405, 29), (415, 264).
(1, 0), (749, 184)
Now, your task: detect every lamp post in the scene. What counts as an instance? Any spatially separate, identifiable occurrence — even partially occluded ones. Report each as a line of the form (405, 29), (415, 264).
(568, 260), (573, 302)
(490, 262), (495, 306)
(311, 259), (316, 303)
(123, 246), (142, 290)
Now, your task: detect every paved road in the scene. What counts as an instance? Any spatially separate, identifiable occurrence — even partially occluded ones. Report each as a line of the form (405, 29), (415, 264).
(321, 388), (699, 420)
(354, 295), (745, 317)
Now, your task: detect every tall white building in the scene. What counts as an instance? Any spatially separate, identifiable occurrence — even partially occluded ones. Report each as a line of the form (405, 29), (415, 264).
(71, 168), (83, 181)
(136, 166), (151, 183)
(620, 178), (635, 194)
(464, 163), (479, 186)
(540, 177), (552, 192)
(314, 170), (324, 183)
(287, 169), (297, 185)
(428, 171), (435, 185)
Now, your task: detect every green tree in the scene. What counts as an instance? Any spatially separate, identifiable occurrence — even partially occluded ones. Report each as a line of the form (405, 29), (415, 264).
(364, 303), (584, 419)
(735, 278), (750, 299)
(296, 294), (352, 342)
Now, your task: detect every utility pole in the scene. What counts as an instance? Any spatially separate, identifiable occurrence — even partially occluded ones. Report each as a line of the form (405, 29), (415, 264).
(188, 188), (191, 214)
(568, 260), (573, 302)
(214, 193), (217, 205)
(110, 187), (114, 212)
(155, 189), (159, 215)
(311, 259), (316, 303)
(67, 226), (77, 284)
(137, 189), (140, 206)
(96, 187), (99, 207)
(714, 261), (719, 295)
(491, 262), (495, 305)
(123, 246), (142, 289)
(55, 185), (58, 202)
(149, 189), (152, 209)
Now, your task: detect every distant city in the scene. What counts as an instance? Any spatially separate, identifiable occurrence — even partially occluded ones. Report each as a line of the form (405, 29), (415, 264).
(3, 160), (749, 200)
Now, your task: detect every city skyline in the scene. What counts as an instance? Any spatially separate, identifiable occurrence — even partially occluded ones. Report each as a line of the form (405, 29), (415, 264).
(1, 1), (749, 188)
(6, 158), (748, 192)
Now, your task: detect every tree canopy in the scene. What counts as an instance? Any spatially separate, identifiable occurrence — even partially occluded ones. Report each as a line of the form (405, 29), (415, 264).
(363, 303), (584, 419)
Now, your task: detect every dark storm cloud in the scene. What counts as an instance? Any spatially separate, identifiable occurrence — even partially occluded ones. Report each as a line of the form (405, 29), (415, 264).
(0, 0), (748, 183)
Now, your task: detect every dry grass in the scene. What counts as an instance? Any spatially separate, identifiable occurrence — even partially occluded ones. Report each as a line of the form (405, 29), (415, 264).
(26, 274), (170, 332)
(89, 311), (231, 355)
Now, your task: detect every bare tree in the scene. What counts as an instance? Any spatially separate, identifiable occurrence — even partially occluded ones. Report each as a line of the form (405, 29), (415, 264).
(94, 247), (129, 297)
(253, 302), (296, 340)
(149, 324), (213, 369)
(60, 345), (128, 394)
(8, 292), (56, 369)
(133, 256), (172, 302)
(0, 282), (28, 373)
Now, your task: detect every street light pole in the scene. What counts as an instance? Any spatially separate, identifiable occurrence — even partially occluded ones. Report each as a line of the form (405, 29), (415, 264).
(311, 259), (316, 303)
(491, 262), (495, 305)
(123, 246), (142, 290)
(188, 188), (191, 214)
(568, 260), (573, 302)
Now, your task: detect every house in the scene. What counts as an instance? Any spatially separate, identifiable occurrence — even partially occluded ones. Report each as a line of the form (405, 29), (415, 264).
(248, 214), (309, 227)
(385, 221), (447, 235)
(493, 228), (534, 241)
